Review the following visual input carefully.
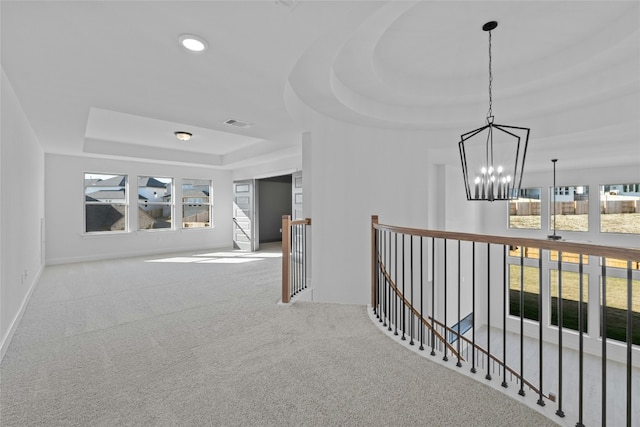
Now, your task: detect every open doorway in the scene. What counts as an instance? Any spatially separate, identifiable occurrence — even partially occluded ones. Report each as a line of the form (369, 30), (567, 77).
(257, 175), (292, 244)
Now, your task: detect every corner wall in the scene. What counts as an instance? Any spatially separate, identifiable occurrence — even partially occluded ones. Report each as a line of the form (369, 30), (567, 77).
(307, 115), (476, 305)
(1, 68), (45, 360)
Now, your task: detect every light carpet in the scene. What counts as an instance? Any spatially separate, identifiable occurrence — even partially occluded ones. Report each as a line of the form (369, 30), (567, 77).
(1, 245), (557, 426)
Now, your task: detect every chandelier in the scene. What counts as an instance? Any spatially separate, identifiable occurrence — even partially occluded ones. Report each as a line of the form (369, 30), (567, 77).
(458, 21), (530, 201)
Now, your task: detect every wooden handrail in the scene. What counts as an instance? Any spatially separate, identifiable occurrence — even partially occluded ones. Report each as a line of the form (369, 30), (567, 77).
(373, 222), (640, 261)
(377, 253), (464, 361)
(427, 315), (548, 399)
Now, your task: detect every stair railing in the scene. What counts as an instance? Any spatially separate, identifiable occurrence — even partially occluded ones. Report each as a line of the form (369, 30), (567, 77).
(282, 215), (311, 303)
(371, 215), (640, 426)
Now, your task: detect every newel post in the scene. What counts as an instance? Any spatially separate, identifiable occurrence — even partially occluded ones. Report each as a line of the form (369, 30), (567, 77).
(282, 215), (291, 303)
(371, 215), (379, 307)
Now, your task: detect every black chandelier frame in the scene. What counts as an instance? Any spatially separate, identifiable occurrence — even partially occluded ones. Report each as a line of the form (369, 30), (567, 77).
(458, 20), (531, 202)
(459, 121), (530, 201)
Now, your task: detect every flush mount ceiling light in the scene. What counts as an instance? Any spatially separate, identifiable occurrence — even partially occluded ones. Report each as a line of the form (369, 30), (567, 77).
(178, 34), (208, 52)
(458, 21), (530, 202)
(174, 131), (192, 141)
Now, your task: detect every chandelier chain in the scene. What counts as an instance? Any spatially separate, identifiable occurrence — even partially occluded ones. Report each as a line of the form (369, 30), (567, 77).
(487, 30), (493, 118)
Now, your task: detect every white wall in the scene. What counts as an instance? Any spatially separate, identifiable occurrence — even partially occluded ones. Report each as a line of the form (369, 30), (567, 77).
(46, 154), (233, 264)
(231, 154), (301, 182)
(308, 115), (446, 304)
(1, 68), (45, 360)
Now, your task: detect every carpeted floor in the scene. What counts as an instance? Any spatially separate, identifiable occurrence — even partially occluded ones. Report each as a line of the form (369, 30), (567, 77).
(1, 245), (558, 426)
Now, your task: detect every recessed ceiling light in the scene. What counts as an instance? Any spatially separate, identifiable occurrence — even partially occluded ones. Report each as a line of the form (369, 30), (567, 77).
(174, 131), (192, 141)
(179, 34), (208, 52)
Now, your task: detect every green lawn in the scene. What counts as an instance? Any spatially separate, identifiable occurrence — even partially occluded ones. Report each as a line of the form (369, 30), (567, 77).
(509, 266), (640, 345)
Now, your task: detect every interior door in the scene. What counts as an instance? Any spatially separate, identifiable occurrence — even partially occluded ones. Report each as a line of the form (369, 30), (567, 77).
(233, 180), (256, 251)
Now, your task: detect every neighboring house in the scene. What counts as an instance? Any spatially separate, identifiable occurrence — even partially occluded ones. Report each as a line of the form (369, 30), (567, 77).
(602, 183), (640, 197)
(84, 189), (126, 204)
(138, 176), (171, 203)
(553, 185), (588, 202)
(182, 189), (210, 225)
(182, 189), (209, 205)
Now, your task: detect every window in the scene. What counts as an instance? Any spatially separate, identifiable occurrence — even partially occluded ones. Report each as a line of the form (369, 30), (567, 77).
(508, 187), (541, 229)
(600, 274), (640, 345)
(600, 183), (640, 234)
(509, 265), (540, 321)
(549, 251), (588, 265)
(549, 185), (589, 232)
(182, 179), (212, 228)
(138, 176), (173, 230)
(550, 270), (588, 332)
(84, 173), (128, 233)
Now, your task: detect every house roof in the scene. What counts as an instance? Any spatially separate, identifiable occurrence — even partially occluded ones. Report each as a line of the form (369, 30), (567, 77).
(87, 176), (126, 188)
(85, 189), (126, 200)
(138, 176), (168, 189)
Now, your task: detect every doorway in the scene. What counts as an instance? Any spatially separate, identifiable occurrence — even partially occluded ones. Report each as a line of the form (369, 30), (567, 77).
(232, 174), (295, 251)
(257, 175), (292, 244)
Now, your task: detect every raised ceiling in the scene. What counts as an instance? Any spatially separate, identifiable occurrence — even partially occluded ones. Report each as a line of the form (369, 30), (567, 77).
(2, 1), (638, 172)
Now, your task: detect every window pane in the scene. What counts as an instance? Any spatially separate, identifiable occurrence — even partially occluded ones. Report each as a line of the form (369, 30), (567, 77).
(600, 276), (640, 345)
(138, 203), (172, 229)
(601, 258), (640, 271)
(138, 176), (173, 230)
(549, 185), (589, 232)
(509, 246), (540, 259)
(182, 205), (210, 228)
(509, 265), (540, 321)
(182, 179), (212, 228)
(84, 173), (127, 233)
(85, 204), (126, 232)
(549, 251), (588, 265)
(550, 270), (588, 332)
(509, 187), (541, 229)
(600, 183), (640, 234)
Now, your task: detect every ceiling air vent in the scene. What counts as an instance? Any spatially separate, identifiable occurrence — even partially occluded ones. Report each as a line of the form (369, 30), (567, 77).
(223, 119), (253, 129)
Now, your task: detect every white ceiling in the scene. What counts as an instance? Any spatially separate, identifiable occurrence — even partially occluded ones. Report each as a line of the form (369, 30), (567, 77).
(2, 1), (638, 172)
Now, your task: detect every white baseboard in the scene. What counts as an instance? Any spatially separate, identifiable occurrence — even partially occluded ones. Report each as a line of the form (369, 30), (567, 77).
(0, 265), (43, 362)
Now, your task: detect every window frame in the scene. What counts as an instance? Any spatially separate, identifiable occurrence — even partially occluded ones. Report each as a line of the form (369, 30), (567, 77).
(181, 178), (213, 229)
(137, 175), (174, 231)
(548, 184), (590, 233)
(83, 172), (129, 234)
(599, 182), (640, 235)
(508, 187), (542, 230)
